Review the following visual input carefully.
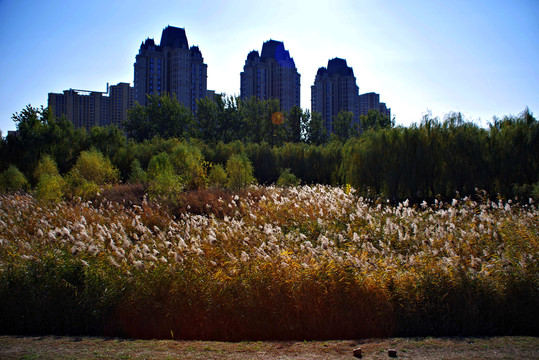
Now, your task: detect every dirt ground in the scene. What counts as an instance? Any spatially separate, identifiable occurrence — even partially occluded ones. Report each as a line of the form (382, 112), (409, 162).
(0, 336), (537, 359)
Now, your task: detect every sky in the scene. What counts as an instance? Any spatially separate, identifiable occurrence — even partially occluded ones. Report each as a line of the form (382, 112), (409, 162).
(1, 0), (538, 133)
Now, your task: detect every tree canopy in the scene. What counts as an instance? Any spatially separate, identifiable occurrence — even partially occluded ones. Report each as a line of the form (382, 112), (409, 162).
(2, 100), (538, 202)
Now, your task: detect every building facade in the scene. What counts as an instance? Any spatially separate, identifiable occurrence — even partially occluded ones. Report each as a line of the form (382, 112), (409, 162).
(359, 92), (391, 119)
(133, 26), (207, 112)
(240, 40), (300, 112)
(106, 82), (134, 127)
(48, 82), (134, 131)
(311, 58), (360, 133)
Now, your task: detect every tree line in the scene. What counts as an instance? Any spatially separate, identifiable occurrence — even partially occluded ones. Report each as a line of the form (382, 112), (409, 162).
(0, 95), (537, 202)
(124, 93), (383, 145)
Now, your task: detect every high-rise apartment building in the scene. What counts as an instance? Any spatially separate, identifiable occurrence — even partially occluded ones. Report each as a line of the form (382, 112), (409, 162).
(311, 58), (360, 133)
(107, 82), (135, 128)
(240, 40), (300, 112)
(48, 82), (134, 131)
(133, 26), (207, 112)
(359, 92), (391, 119)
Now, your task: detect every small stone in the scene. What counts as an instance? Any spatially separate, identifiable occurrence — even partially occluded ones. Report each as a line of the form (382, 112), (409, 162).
(388, 348), (398, 357)
(352, 346), (363, 358)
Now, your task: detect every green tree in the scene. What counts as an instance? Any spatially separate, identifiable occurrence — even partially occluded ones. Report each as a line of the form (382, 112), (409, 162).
(11, 105), (50, 137)
(284, 106), (305, 143)
(32, 154), (65, 203)
(245, 142), (278, 184)
(42, 115), (86, 174)
(5, 105), (86, 176)
(360, 109), (394, 131)
(239, 97), (283, 144)
(125, 94), (195, 141)
(240, 97), (265, 143)
(196, 97), (221, 142)
(333, 110), (357, 141)
(275, 142), (308, 182)
(306, 111), (329, 145)
(88, 125), (126, 161)
(219, 96), (247, 142)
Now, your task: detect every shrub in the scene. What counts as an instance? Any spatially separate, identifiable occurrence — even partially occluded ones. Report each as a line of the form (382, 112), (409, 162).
(226, 153), (255, 191)
(169, 143), (203, 175)
(146, 152), (174, 181)
(35, 174), (66, 203)
(276, 168), (300, 187)
(72, 149), (119, 185)
(33, 154), (60, 182)
(532, 181), (539, 200)
(0, 165), (29, 192)
(147, 172), (184, 204)
(64, 169), (101, 200)
(170, 144), (207, 190)
(208, 164), (227, 189)
(128, 159), (147, 184)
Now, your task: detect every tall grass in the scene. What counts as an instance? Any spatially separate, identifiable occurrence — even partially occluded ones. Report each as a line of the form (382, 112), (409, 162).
(0, 187), (537, 339)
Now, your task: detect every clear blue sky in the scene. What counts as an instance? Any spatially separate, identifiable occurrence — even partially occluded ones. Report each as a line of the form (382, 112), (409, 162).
(1, 0), (538, 133)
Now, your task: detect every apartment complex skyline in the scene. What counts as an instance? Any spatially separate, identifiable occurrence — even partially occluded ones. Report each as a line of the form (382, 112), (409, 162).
(48, 82), (133, 131)
(240, 40), (301, 112)
(133, 26), (207, 113)
(47, 26), (390, 133)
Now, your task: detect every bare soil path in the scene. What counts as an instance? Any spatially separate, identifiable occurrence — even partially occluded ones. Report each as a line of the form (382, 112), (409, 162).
(0, 336), (538, 359)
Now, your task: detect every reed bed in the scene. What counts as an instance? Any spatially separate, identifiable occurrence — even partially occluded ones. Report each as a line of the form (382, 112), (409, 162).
(0, 186), (537, 339)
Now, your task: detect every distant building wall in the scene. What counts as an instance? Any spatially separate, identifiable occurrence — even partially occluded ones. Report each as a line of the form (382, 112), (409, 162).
(359, 92), (391, 119)
(134, 26), (207, 113)
(311, 58), (360, 133)
(48, 82), (134, 131)
(240, 40), (300, 112)
(107, 83), (134, 128)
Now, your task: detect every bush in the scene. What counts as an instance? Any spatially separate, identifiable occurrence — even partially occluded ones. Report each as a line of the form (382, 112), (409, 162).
(35, 174), (66, 203)
(64, 168), (102, 201)
(33, 154), (60, 183)
(72, 149), (119, 185)
(0, 165), (29, 192)
(276, 168), (300, 187)
(532, 181), (539, 200)
(147, 172), (184, 204)
(128, 159), (147, 184)
(226, 154), (255, 191)
(208, 164), (227, 189)
(170, 144), (207, 190)
(146, 152), (174, 181)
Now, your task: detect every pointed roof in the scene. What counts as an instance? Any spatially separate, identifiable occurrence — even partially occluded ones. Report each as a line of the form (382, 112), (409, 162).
(160, 26), (188, 49)
(327, 58), (354, 77)
(260, 40), (296, 69)
(247, 50), (260, 61)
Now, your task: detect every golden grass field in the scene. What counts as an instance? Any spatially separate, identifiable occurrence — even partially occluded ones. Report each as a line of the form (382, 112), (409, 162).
(1, 185), (538, 340)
